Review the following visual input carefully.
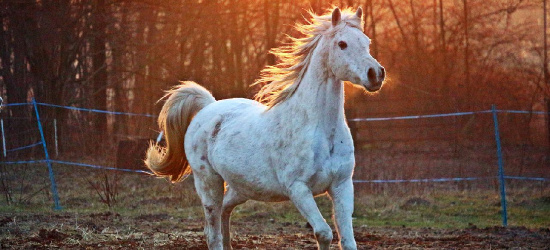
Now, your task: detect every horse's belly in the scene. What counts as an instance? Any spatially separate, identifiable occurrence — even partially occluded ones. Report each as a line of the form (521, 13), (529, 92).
(224, 174), (289, 202)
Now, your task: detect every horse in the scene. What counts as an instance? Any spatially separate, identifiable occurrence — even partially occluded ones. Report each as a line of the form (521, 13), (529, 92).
(145, 7), (385, 250)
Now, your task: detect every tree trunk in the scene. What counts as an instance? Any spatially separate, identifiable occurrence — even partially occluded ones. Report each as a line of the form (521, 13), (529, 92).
(92, 0), (108, 143)
(1, 13), (33, 158)
(367, 0), (378, 59)
(463, 0), (470, 110)
(264, 0), (279, 66)
(544, 0), (550, 150)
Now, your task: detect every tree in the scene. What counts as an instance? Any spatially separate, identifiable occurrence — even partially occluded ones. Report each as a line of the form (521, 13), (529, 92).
(92, 0), (108, 140)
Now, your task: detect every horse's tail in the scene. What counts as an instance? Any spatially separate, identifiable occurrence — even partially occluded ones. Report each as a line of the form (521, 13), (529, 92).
(145, 81), (215, 182)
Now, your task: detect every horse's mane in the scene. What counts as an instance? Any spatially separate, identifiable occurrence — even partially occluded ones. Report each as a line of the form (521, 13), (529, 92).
(253, 7), (363, 108)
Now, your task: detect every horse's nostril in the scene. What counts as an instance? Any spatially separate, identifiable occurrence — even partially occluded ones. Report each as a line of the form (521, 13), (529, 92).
(367, 68), (376, 82)
(380, 67), (386, 80)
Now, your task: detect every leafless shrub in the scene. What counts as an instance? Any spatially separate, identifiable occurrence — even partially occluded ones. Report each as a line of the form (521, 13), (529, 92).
(86, 172), (119, 208)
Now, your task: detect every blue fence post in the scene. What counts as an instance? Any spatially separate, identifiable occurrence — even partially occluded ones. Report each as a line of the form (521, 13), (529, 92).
(32, 98), (61, 210)
(491, 104), (507, 226)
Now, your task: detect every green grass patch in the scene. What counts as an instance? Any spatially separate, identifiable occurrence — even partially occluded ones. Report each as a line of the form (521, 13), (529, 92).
(0, 163), (548, 229)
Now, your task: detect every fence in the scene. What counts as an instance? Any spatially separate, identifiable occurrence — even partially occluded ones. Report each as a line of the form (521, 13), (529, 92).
(1, 99), (549, 227)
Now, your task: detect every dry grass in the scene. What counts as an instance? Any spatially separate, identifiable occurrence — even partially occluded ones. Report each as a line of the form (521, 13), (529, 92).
(0, 157), (548, 230)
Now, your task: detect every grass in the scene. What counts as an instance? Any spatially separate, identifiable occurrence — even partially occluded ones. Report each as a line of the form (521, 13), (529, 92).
(225, 189), (550, 229)
(351, 191), (550, 229)
(0, 162), (549, 230)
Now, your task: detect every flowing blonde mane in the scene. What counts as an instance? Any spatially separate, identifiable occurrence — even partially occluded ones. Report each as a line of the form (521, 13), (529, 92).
(253, 8), (363, 108)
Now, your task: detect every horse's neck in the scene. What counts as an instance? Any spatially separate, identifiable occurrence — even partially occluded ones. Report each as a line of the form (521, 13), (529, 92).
(273, 54), (345, 133)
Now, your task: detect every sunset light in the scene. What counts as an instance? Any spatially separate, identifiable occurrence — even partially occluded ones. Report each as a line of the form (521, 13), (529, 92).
(1, 0), (549, 248)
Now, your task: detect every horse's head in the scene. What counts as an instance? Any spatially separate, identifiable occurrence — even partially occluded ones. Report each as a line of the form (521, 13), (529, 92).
(327, 8), (385, 92)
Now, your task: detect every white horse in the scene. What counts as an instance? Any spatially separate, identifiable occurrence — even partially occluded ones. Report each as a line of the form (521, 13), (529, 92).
(145, 7), (385, 250)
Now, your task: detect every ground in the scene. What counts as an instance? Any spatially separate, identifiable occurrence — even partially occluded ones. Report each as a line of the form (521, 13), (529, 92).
(0, 163), (549, 249)
(1, 210), (549, 249)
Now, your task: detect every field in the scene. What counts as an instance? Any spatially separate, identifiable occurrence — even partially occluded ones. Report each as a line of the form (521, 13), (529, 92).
(0, 158), (549, 249)
(1, 210), (549, 249)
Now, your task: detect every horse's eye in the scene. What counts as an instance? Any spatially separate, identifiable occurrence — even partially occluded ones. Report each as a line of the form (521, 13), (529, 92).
(338, 41), (347, 50)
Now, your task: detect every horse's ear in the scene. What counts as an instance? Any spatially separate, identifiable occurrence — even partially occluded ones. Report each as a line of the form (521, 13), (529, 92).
(356, 7), (363, 19)
(332, 7), (341, 26)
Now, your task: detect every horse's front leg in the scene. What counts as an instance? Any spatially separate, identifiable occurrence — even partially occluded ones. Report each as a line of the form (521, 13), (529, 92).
(329, 179), (357, 250)
(289, 182), (333, 250)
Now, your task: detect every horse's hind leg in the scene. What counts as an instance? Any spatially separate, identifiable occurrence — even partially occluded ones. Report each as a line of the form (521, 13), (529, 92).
(193, 170), (224, 249)
(221, 188), (247, 249)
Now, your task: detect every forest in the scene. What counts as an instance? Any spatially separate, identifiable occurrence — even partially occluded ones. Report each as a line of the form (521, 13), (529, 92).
(1, 0), (548, 153)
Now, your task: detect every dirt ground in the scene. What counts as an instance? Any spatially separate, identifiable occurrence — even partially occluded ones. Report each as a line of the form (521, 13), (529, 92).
(1, 211), (549, 249)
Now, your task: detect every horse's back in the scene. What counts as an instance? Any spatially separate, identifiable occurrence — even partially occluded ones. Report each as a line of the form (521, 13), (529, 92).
(184, 98), (265, 149)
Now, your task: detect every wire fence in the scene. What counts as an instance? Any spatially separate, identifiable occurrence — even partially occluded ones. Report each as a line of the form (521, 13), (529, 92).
(1, 99), (549, 226)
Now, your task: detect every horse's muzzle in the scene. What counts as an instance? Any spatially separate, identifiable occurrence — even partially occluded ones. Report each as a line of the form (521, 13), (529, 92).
(365, 85), (381, 92)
